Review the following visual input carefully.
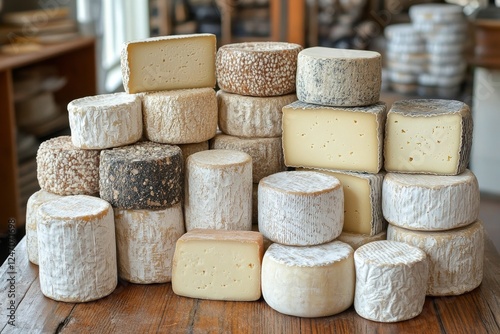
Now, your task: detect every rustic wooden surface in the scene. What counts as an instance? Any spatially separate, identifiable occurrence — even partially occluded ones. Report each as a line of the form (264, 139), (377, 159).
(1, 236), (499, 333)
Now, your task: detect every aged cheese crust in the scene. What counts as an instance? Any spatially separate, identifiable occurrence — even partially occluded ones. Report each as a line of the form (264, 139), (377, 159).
(337, 231), (387, 250)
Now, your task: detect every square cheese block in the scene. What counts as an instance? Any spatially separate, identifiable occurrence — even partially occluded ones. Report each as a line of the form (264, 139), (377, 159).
(121, 34), (216, 94)
(282, 101), (386, 173)
(384, 99), (472, 175)
(171, 229), (263, 301)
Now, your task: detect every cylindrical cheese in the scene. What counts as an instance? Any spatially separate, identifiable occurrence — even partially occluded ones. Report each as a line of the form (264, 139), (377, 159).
(337, 231), (387, 250)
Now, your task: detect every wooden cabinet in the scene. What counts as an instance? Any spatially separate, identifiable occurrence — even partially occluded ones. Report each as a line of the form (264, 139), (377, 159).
(0, 37), (97, 235)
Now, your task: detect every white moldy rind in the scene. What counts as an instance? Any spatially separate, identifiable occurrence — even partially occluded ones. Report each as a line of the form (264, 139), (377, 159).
(185, 149), (253, 231)
(387, 221), (484, 296)
(296, 47), (382, 107)
(114, 203), (185, 284)
(141, 88), (218, 144)
(37, 195), (117, 302)
(68, 93), (142, 149)
(382, 170), (480, 230)
(258, 171), (344, 246)
(217, 90), (297, 138)
(261, 241), (355, 317)
(354, 240), (429, 322)
(337, 231), (387, 250)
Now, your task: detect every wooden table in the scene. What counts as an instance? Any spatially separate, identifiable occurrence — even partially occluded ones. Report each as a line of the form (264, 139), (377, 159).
(1, 237), (499, 333)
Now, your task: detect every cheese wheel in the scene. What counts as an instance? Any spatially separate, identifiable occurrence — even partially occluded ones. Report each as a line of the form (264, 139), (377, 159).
(409, 4), (464, 24)
(216, 41), (302, 97)
(387, 221), (484, 296)
(37, 195), (117, 302)
(68, 93), (142, 149)
(413, 21), (467, 35)
(337, 231), (387, 250)
(354, 240), (429, 322)
(178, 141), (209, 166)
(36, 136), (100, 196)
(382, 170), (479, 230)
(384, 23), (423, 44)
(142, 88), (217, 144)
(185, 149), (252, 231)
(217, 90), (297, 138)
(99, 141), (183, 210)
(114, 203), (185, 284)
(296, 47), (381, 107)
(387, 42), (426, 54)
(261, 241), (354, 317)
(258, 171), (343, 246)
(426, 41), (466, 55)
(428, 61), (467, 77)
(386, 52), (428, 65)
(387, 61), (427, 75)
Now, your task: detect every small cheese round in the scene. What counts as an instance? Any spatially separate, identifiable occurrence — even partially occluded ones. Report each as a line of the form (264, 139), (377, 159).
(384, 23), (423, 44)
(409, 3), (464, 24)
(387, 42), (426, 54)
(337, 231), (387, 250)
(36, 136), (100, 196)
(68, 93), (142, 149)
(216, 42), (302, 97)
(258, 171), (344, 246)
(142, 88), (217, 144)
(99, 141), (183, 210)
(262, 241), (355, 318)
(37, 195), (117, 302)
(185, 149), (253, 231)
(354, 240), (429, 322)
(217, 90), (297, 138)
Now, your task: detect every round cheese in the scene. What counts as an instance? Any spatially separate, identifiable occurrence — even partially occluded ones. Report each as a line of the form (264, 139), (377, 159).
(68, 92), (142, 149)
(216, 41), (302, 97)
(37, 195), (117, 302)
(99, 141), (183, 210)
(36, 136), (100, 196)
(258, 171), (344, 246)
(337, 231), (387, 250)
(387, 42), (426, 54)
(261, 241), (355, 318)
(384, 23), (423, 44)
(354, 240), (429, 322)
(409, 4), (464, 24)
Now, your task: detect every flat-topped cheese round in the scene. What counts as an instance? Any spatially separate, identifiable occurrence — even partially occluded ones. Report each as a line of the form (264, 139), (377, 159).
(68, 92), (142, 149)
(354, 240), (428, 322)
(261, 241), (354, 317)
(384, 23), (423, 43)
(37, 195), (117, 302)
(36, 136), (100, 196)
(409, 4), (464, 23)
(99, 141), (183, 210)
(337, 231), (387, 250)
(296, 47), (381, 107)
(216, 41), (302, 97)
(142, 88), (217, 144)
(258, 171), (344, 246)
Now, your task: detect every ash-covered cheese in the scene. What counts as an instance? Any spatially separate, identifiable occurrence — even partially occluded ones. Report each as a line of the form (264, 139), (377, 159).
(387, 221), (484, 296)
(261, 241), (354, 318)
(68, 93), (142, 149)
(354, 240), (429, 322)
(37, 195), (117, 302)
(384, 99), (473, 175)
(36, 136), (100, 195)
(121, 33), (216, 94)
(114, 203), (185, 284)
(282, 101), (386, 173)
(296, 47), (381, 107)
(258, 171), (343, 246)
(141, 88), (218, 145)
(99, 141), (183, 210)
(216, 42), (302, 97)
(217, 90), (297, 138)
(337, 231), (387, 250)
(382, 170), (480, 230)
(185, 149), (252, 231)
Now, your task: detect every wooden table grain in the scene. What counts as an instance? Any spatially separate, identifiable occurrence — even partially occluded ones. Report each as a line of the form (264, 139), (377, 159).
(1, 236), (499, 333)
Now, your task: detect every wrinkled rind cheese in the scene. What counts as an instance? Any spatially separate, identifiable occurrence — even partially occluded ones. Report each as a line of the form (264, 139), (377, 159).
(114, 203), (185, 284)
(382, 170), (480, 230)
(68, 93), (142, 149)
(37, 195), (117, 302)
(354, 240), (429, 322)
(261, 241), (355, 317)
(258, 171), (344, 246)
(36, 136), (100, 196)
(210, 134), (285, 183)
(217, 90), (297, 138)
(296, 47), (382, 107)
(121, 34), (216, 94)
(185, 149), (253, 231)
(384, 99), (473, 175)
(141, 88), (218, 144)
(99, 141), (183, 210)
(387, 221), (484, 296)
(337, 231), (387, 250)
(216, 42), (302, 97)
